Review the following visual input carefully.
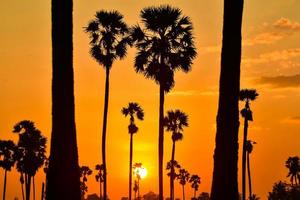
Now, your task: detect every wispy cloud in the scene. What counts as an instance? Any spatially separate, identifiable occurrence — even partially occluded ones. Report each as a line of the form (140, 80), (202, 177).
(281, 116), (300, 124)
(255, 74), (300, 88)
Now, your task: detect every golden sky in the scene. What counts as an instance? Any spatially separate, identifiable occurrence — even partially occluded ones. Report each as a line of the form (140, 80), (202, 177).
(0, 0), (300, 199)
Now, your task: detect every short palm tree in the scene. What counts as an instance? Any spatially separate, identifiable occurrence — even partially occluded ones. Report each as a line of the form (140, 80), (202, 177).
(131, 5), (196, 199)
(164, 109), (188, 200)
(166, 159), (181, 199)
(122, 102), (144, 200)
(0, 140), (16, 200)
(95, 164), (105, 199)
(239, 89), (258, 200)
(80, 166), (93, 199)
(177, 168), (190, 200)
(246, 140), (256, 200)
(85, 10), (130, 199)
(189, 174), (201, 199)
(13, 120), (47, 200)
(285, 156), (300, 185)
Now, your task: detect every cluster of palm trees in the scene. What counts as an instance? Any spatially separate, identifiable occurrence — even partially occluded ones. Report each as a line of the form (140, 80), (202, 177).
(0, 120), (47, 200)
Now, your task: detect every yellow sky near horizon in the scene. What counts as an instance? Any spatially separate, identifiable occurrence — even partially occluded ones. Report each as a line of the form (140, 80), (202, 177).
(0, 0), (300, 199)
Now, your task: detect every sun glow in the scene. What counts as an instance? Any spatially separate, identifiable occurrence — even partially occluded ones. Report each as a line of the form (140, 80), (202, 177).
(133, 164), (147, 179)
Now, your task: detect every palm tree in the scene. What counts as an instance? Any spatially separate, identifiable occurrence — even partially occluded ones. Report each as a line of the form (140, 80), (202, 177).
(95, 164), (105, 199)
(164, 110), (188, 200)
(240, 89), (258, 200)
(131, 6), (196, 199)
(177, 168), (190, 200)
(133, 180), (138, 200)
(189, 174), (201, 199)
(166, 159), (181, 199)
(133, 163), (144, 199)
(47, 0), (81, 199)
(41, 157), (49, 200)
(80, 166), (93, 199)
(85, 10), (130, 199)
(246, 140), (256, 200)
(0, 140), (16, 200)
(122, 102), (144, 200)
(285, 156), (300, 185)
(210, 0), (244, 199)
(13, 120), (47, 200)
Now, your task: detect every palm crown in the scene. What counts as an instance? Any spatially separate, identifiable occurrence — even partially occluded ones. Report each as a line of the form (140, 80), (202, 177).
(189, 174), (201, 191)
(85, 10), (130, 68)
(131, 5), (197, 92)
(285, 156), (300, 185)
(0, 140), (16, 171)
(177, 168), (190, 185)
(239, 89), (259, 121)
(164, 109), (188, 141)
(122, 102), (144, 134)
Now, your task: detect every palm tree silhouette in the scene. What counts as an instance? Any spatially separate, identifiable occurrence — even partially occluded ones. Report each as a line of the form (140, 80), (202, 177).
(0, 140), (16, 200)
(246, 140), (256, 200)
(13, 120), (47, 200)
(133, 180), (139, 200)
(285, 156), (300, 185)
(85, 10), (130, 199)
(95, 164), (105, 199)
(131, 6), (196, 199)
(210, 0), (244, 199)
(189, 174), (201, 199)
(80, 166), (93, 199)
(47, 0), (81, 199)
(177, 168), (190, 200)
(164, 109), (188, 200)
(239, 89), (258, 200)
(122, 102), (144, 200)
(41, 157), (49, 200)
(166, 159), (181, 199)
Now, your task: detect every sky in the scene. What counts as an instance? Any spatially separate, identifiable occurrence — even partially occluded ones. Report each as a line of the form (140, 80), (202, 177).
(0, 0), (300, 199)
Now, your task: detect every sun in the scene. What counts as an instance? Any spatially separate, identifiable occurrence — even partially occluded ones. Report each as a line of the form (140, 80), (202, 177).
(134, 165), (147, 179)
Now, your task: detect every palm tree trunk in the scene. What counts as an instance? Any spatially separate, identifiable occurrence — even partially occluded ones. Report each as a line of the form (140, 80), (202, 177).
(182, 185), (185, 200)
(102, 67), (110, 200)
(210, 0), (243, 200)
(3, 170), (7, 200)
(242, 118), (248, 200)
(47, 0), (81, 199)
(137, 178), (140, 199)
(129, 133), (133, 200)
(170, 141), (176, 200)
(247, 152), (252, 200)
(33, 176), (36, 200)
(41, 182), (45, 200)
(21, 173), (25, 200)
(26, 175), (31, 200)
(159, 84), (165, 200)
(100, 182), (102, 199)
(194, 189), (196, 199)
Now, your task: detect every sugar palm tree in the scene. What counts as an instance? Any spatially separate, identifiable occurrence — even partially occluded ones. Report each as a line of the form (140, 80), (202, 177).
(0, 140), (16, 200)
(47, 0), (81, 199)
(189, 174), (201, 199)
(85, 10), (130, 199)
(177, 168), (190, 200)
(131, 6), (196, 199)
(95, 164), (105, 199)
(239, 89), (258, 200)
(210, 0), (244, 199)
(246, 140), (256, 200)
(13, 120), (47, 200)
(166, 159), (181, 199)
(164, 109), (188, 200)
(285, 156), (300, 186)
(122, 102), (144, 200)
(80, 166), (93, 199)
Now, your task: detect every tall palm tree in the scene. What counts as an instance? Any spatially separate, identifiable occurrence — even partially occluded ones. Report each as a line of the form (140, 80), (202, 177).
(285, 156), (300, 186)
(47, 0), (81, 199)
(122, 102), (144, 200)
(13, 120), (47, 200)
(131, 6), (196, 199)
(177, 168), (190, 200)
(246, 140), (256, 200)
(164, 110), (188, 200)
(189, 174), (201, 199)
(95, 164), (105, 199)
(80, 166), (93, 199)
(211, 0), (244, 199)
(85, 11), (130, 199)
(239, 89), (258, 200)
(0, 140), (16, 200)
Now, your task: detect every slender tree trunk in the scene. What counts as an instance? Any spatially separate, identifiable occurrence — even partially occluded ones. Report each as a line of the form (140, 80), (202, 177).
(102, 67), (110, 200)
(182, 185), (185, 200)
(100, 182), (102, 199)
(21, 173), (25, 200)
(26, 175), (31, 200)
(170, 141), (176, 200)
(159, 85), (165, 200)
(41, 182), (45, 200)
(33, 176), (36, 200)
(129, 133), (133, 200)
(247, 152), (252, 200)
(242, 119), (248, 200)
(210, 0), (244, 200)
(137, 178), (140, 199)
(47, 0), (81, 199)
(3, 170), (7, 200)
(194, 189), (196, 199)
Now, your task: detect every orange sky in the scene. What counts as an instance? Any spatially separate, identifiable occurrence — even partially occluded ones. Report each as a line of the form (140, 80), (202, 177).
(0, 0), (300, 199)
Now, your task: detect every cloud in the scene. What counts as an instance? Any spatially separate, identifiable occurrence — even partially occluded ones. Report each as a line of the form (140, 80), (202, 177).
(273, 18), (300, 31)
(255, 74), (300, 88)
(281, 116), (300, 124)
